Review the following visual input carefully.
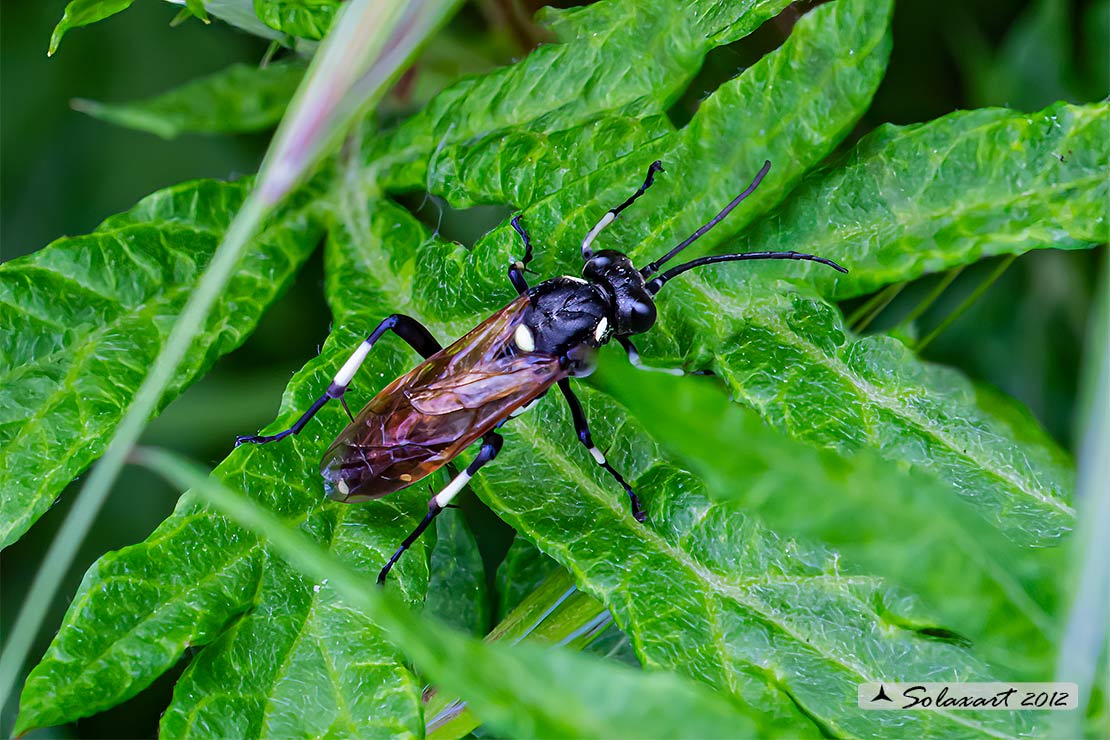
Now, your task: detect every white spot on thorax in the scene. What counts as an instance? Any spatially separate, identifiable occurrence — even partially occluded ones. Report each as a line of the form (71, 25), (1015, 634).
(594, 317), (609, 342)
(514, 324), (535, 352)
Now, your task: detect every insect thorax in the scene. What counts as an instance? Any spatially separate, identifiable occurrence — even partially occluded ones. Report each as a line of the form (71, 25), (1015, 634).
(519, 276), (612, 362)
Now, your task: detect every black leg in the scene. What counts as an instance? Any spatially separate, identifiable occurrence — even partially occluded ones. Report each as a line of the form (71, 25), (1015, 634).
(581, 160), (664, 261)
(509, 214), (534, 294)
(236, 314), (443, 446)
(557, 379), (646, 522)
(379, 431), (504, 584)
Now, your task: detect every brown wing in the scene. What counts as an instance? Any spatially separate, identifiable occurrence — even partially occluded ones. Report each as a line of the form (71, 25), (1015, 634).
(320, 294), (565, 503)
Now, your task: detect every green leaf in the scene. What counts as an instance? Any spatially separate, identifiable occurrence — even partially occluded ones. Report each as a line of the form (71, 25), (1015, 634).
(48, 0), (134, 56)
(140, 448), (764, 740)
(387, 0), (1072, 546)
(0, 178), (322, 549)
(185, 0), (211, 23)
(408, 12), (1073, 550)
(14, 209), (432, 735)
(253, 0), (340, 40)
(72, 61), (306, 139)
(369, 0), (795, 187)
(19, 0), (1090, 734)
(592, 359), (1064, 679)
(674, 285), (1078, 548)
(158, 527), (425, 738)
(731, 102), (1110, 300)
(424, 510), (491, 636)
(322, 2), (1061, 734)
(478, 396), (1037, 738)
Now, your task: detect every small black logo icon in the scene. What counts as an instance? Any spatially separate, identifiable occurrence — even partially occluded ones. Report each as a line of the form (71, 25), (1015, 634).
(871, 685), (893, 702)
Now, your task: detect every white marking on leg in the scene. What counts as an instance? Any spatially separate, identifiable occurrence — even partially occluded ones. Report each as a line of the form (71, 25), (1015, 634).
(581, 211), (616, 256)
(434, 470), (472, 508)
(334, 340), (374, 388)
(337, 480), (350, 495)
(627, 348), (684, 376)
(510, 396), (543, 418)
(589, 446), (606, 465)
(514, 324), (535, 352)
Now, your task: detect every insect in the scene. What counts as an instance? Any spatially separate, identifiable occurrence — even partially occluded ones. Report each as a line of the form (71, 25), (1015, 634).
(236, 160), (847, 583)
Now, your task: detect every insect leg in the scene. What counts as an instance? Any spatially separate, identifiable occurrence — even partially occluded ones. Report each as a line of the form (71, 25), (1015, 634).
(557, 379), (646, 522)
(618, 336), (684, 376)
(378, 431), (504, 584)
(581, 160), (663, 261)
(235, 315), (443, 446)
(509, 215), (534, 294)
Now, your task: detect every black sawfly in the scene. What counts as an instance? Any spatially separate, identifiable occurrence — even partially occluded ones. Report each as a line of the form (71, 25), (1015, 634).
(237, 160), (847, 583)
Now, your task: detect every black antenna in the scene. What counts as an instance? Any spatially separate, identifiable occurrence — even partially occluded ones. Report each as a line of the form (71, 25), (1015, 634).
(640, 160), (771, 278)
(581, 160), (664, 261)
(646, 251), (847, 295)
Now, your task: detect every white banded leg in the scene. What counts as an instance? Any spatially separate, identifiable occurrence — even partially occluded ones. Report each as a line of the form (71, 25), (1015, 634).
(378, 432), (503, 584)
(557, 380), (646, 522)
(618, 336), (684, 376)
(235, 314), (441, 446)
(580, 160), (664, 261)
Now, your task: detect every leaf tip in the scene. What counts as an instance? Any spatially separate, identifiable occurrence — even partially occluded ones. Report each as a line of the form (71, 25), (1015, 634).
(47, 27), (64, 56)
(69, 97), (98, 114)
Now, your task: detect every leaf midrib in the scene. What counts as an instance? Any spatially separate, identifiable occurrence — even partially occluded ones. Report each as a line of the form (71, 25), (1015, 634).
(756, 107), (1106, 255)
(505, 419), (1020, 738)
(689, 275), (1074, 521)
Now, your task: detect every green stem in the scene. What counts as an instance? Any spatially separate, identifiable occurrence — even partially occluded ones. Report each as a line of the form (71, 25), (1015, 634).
(897, 266), (964, 330)
(915, 255), (1017, 352)
(850, 282), (904, 333)
(424, 569), (611, 740)
(1052, 264), (1110, 737)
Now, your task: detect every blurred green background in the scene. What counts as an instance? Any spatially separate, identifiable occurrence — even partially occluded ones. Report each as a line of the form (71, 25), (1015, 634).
(2, 0), (1106, 736)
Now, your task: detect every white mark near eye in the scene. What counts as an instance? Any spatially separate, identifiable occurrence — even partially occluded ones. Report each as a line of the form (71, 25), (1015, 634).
(515, 324), (536, 352)
(594, 317), (609, 342)
(337, 479), (350, 495)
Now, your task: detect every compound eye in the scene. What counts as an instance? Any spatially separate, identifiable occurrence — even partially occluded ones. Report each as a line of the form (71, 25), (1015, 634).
(626, 298), (656, 334)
